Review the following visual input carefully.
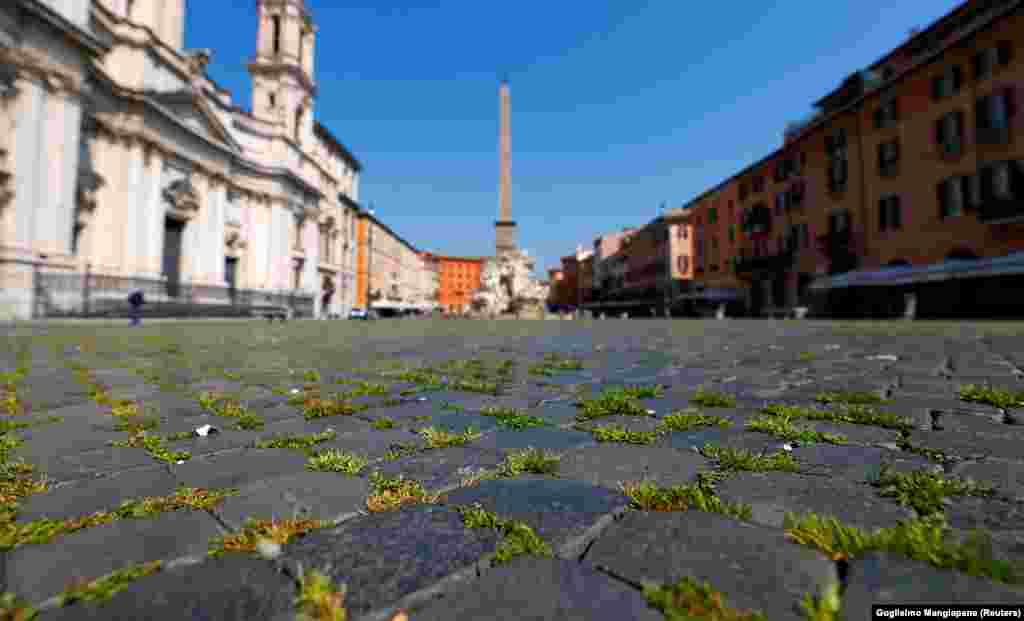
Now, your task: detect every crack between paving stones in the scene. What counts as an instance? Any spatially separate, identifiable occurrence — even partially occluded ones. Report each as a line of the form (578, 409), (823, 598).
(354, 560), (485, 621)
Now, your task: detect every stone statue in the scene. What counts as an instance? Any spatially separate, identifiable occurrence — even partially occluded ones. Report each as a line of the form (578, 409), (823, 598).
(471, 250), (549, 318)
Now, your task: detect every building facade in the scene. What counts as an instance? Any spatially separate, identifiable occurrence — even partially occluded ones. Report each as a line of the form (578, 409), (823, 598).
(1, 0), (366, 320)
(435, 255), (483, 314)
(554, 0), (1024, 319)
(354, 210), (434, 314)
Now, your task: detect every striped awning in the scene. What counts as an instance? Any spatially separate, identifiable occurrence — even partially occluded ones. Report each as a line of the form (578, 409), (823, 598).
(809, 251), (1024, 291)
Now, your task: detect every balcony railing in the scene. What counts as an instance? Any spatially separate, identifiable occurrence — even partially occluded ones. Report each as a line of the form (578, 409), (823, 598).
(978, 197), (1024, 224)
(976, 126), (1011, 146)
(27, 263), (315, 319)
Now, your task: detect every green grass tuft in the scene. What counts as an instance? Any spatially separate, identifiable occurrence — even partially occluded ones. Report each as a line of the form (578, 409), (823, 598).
(690, 388), (737, 408)
(958, 384), (1024, 409)
(870, 465), (996, 517)
(306, 449), (369, 475)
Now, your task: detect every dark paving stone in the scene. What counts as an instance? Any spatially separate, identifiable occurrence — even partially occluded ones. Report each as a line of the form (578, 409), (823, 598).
(38, 555), (296, 621)
(18, 467), (179, 522)
(161, 429), (262, 458)
(372, 446), (506, 492)
(169, 449), (309, 490)
(411, 556), (662, 621)
(315, 425), (424, 461)
(214, 471), (370, 530)
(415, 410), (503, 435)
(5, 511), (223, 603)
(474, 425), (597, 454)
(585, 510), (837, 621)
(42, 446), (161, 481)
(808, 421), (903, 446)
(658, 427), (780, 455)
(280, 505), (501, 618)
(357, 400), (438, 424)
(439, 476), (629, 554)
(843, 553), (1024, 612)
(944, 495), (1024, 532)
(935, 410), (1022, 434)
(790, 444), (931, 483)
(952, 459), (1024, 500)
(715, 472), (916, 530)
(904, 429), (1024, 463)
(557, 444), (711, 491)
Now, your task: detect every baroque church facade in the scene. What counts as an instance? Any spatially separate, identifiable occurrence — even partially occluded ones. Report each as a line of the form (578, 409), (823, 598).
(0, 0), (362, 320)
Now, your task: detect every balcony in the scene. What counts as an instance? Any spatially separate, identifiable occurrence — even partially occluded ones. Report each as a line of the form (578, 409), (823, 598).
(978, 196), (1024, 225)
(741, 205), (772, 235)
(977, 126), (1011, 146)
(734, 248), (795, 274)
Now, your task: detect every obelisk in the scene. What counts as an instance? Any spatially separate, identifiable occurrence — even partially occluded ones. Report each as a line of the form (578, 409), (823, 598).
(495, 79), (517, 258)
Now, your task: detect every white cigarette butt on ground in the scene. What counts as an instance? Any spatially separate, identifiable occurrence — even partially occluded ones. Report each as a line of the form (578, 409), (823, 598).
(175, 460), (185, 465)
(256, 539), (282, 560)
(782, 443), (794, 452)
(646, 409), (656, 415)
(195, 424), (216, 437)
(290, 388), (300, 394)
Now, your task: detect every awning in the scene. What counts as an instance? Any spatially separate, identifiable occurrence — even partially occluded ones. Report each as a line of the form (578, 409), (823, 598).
(809, 252), (1024, 291)
(675, 288), (745, 302)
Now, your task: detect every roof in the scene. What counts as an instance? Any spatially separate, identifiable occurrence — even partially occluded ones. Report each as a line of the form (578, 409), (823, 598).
(314, 122), (363, 172)
(357, 208), (420, 255)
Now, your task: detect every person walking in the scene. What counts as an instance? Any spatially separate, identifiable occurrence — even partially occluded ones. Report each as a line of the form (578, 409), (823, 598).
(128, 289), (145, 326)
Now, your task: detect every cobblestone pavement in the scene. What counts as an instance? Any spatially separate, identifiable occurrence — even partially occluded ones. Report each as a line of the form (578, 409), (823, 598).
(2, 319), (1024, 620)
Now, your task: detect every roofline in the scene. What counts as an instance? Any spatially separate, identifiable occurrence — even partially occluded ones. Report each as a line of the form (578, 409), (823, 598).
(313, 121), (363, 172)
(674, 0), (1021, 215)
(356, 208), (420, 255)
(17, 0), (111, 57)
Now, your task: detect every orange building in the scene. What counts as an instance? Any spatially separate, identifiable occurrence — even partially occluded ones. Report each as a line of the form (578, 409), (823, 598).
(436, 255), (484, 313)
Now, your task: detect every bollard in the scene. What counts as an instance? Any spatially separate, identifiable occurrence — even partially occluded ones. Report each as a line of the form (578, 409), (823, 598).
(903, 293), (917, 320)
(715, 304), (726, 320)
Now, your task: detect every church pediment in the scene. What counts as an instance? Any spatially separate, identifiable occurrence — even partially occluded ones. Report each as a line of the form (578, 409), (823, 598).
(150, 91), (241, 153)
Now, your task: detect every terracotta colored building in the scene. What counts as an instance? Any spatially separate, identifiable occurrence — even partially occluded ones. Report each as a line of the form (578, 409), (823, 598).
(436, 255), (484, 313)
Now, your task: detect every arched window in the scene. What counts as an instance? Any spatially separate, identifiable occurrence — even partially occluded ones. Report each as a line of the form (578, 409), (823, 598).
(294, 107), (304, 144)
(272, 16), (282, 54)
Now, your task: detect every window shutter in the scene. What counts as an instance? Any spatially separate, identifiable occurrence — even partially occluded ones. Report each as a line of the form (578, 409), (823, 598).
(998, 41), (1012, 66)
(874, 108), (883, 129)
(1005, 87), (1017, 119)
(892, 197), (902, 229)
(879, 199), (888, 231)
(935, 118), (944, 144)
(893, 140), (900, 162)
(973, 52), (984, 79)
(953, 66), (963, 91)
(955, 111), (965, 142)
(932, 76), (943, 100)
(937, 182), (947, 218)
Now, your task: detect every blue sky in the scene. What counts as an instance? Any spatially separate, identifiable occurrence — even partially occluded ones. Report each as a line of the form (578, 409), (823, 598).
(186, 0), (963, 275)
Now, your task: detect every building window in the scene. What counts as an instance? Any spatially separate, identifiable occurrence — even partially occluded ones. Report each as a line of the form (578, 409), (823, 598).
(976, 91), (1014, 142)
(728, 225), (735, 244)
(974, 42), (1011, 80)
(710, 238), (719, 270)
(752, 175), (765, 193)
(873, 98), (899, 129)
(708, 207), (717, 224)
(826, 129), (848, 193)
(828, 209), (851, 234)
(71, 223), (84, 255)
(739, 182), (749, 202)
(269, 93), (276, 108)
(935, 110), (964, 156)
(775, 192), (785, 214)
(938, 176), (969, 218)
(878, 139), (900, 177)
(272, 16), (282, 54)
(980, 161), (1018, 202)
(879, 195), (902, 231)
(931, 65), (963, 100)
(798, 222), (809, 248)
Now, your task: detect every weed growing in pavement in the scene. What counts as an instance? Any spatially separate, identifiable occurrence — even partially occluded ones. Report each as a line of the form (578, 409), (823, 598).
(869, 465), (996, 517)
(295, 569), (348, 621)
(0, 591), (37, 620)
(783, 512), (1024, 584)
(257, 430), (338, 451)
(0, 487), (237, 550)
(895, 438), (953, 465)
(700, 445), (802, 473)
(209, 518), (328, 558)
(111, 432), (191, 464)
(690, 388), (737, 408)
(303, 397), (367, 421)
(529, 353), (585, 377)
(746, 415), (847, 445)
(588, 423), (659, 445)
(958, 384), (1024, 409)
(417, 426), (481, 449)
(762, 403), (915, 432)
(307, 449), (369, 475)
(619, 480), (752, 521)
(440, 401), (465, 412)
(58, 561), (163, 606)
(478, 406), (550, 430)
(642, 575), (768, 621)
(456, 502), (553, 565)
(450, 378), (499, 395)
(574, 388), (654, 421)
(382, 442), (419, 461)
(381, 398), (402, 407)
(496, 447), (561, 477)
(113, 415), (160, 434)
(798, 352), (819, 362)
(657, 410), (733, 432)
(303, 370), (322, 383)
(815, 391), (886, 406)
(800, 583), (843, 621)
(371, 417), (397, 430)
(365, 472), (438, 512)
(337, 381), (389, 399)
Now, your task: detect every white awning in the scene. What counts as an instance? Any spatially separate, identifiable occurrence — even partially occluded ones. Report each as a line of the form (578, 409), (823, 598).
(809, 252), (1024, 291)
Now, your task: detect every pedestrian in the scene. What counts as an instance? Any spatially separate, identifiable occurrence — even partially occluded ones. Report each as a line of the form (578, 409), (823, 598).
(128, 289), (145, 326)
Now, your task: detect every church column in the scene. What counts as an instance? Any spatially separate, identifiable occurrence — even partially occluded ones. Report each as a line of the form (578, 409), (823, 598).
(206, 177), (226, 286)
(10, 74), (46, 256)
(139, 146), (164, 279)
(119, 139), (144, 275)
